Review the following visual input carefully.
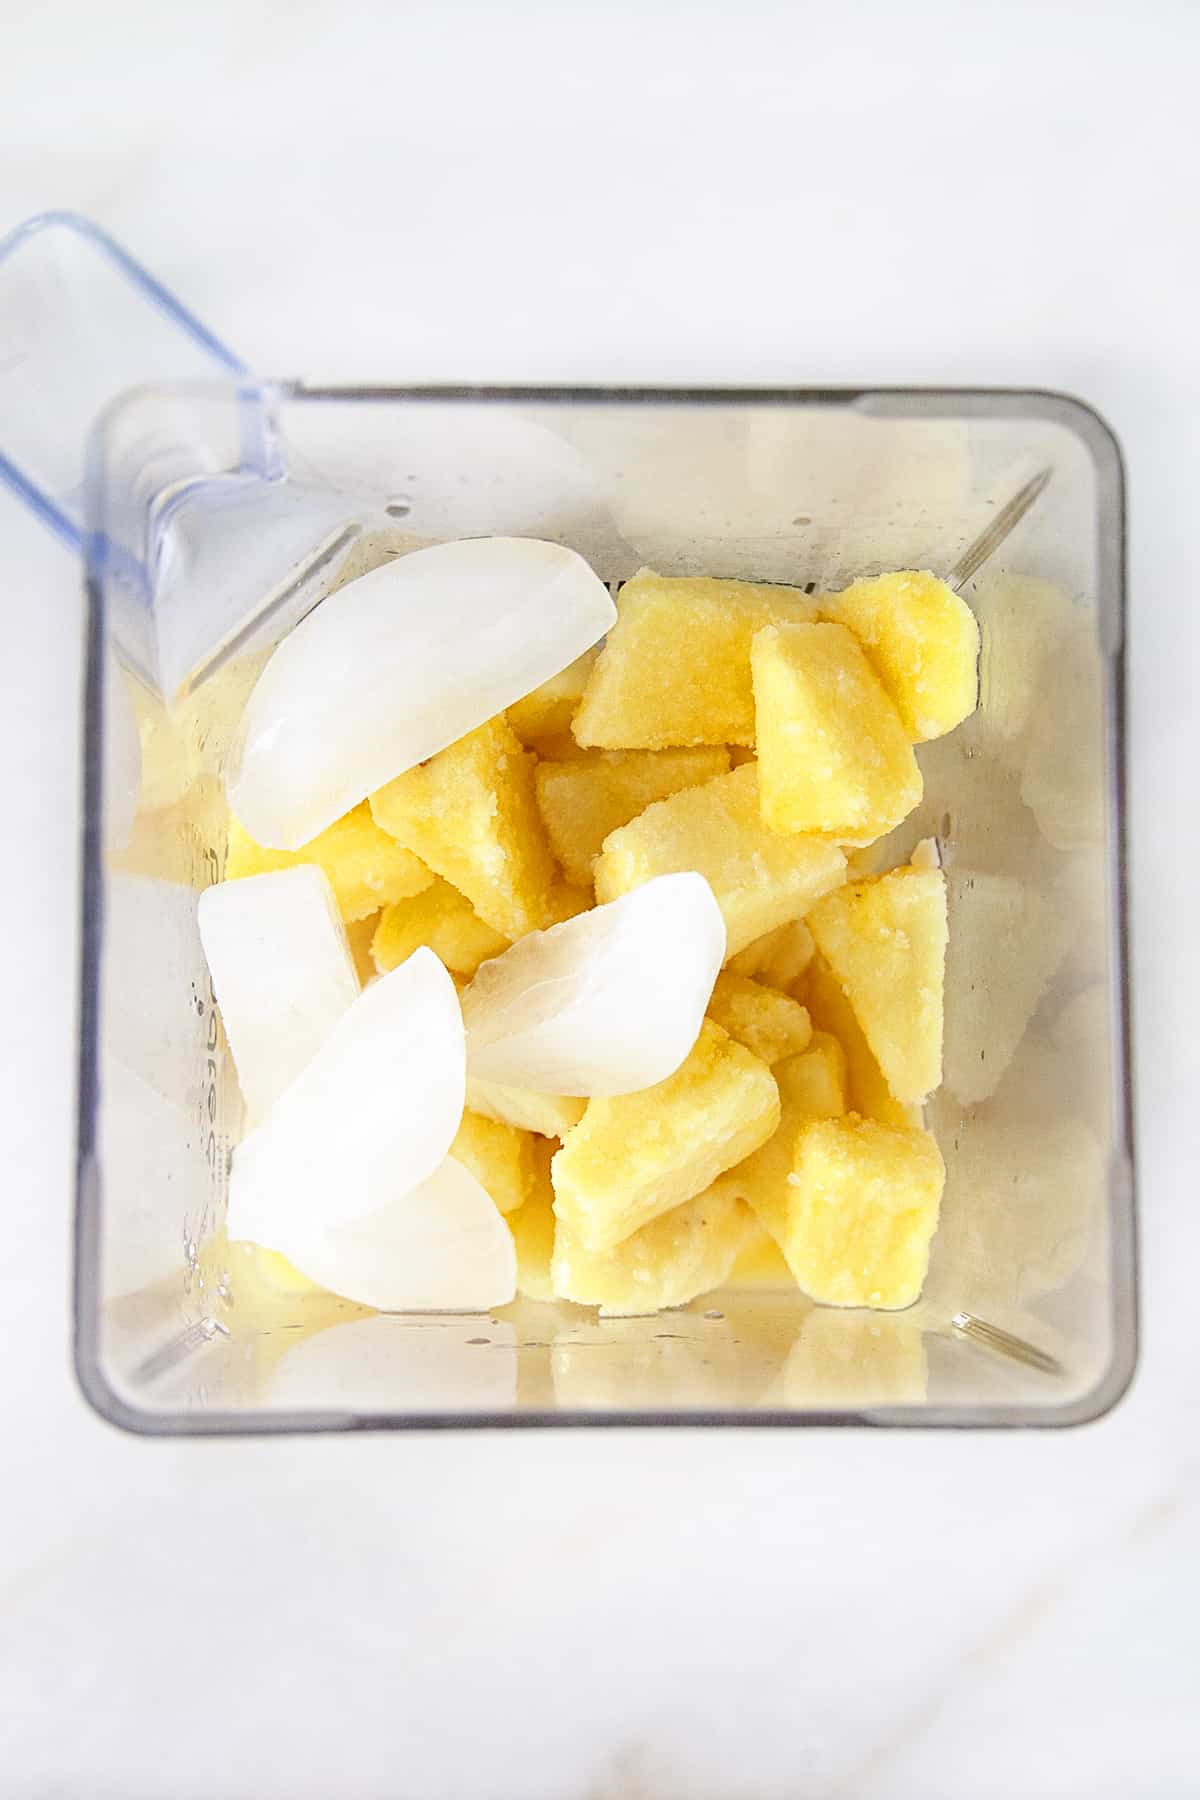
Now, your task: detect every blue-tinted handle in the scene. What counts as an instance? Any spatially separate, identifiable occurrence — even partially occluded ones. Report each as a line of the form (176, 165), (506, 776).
(0, 211), (261, 554)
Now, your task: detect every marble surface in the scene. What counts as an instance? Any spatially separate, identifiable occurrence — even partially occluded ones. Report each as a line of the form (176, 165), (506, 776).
(1, 3), (1197, 1794)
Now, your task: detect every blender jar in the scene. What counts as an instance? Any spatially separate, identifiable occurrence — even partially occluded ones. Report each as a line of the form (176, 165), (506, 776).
(74, 380), (1133, 1432)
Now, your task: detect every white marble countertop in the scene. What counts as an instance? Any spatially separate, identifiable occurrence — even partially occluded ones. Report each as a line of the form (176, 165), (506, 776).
(1, 4), (1196, 1795)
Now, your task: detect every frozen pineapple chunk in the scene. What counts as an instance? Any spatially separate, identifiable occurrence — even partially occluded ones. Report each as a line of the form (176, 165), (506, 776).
(715, 1037), (847, 1250)
(783, 1115), (944, 1309)
(594, 764), (846, 957)
(573, 569), (818, 749)
(780, 1031), (847, 1119)
(370, 716), (558, 939)
(552, 1186), (752, 1315)
(724, 1215), (797, 1289)
(707, 972), (812, 1065)
(372, 877), (509, 979)
(725, 918), (815, 989)
(807, 867), (947, 1106)
(466, 1076), (585, 1140)
(450, 1110), (539, 1216)
(344, 913), (380, 986)
(535, 746), (730, 887)
(819, 569), (979, 741)
(507, 649), (599, 744)
(226, 803), (432, 923)
(800, 954), (918, 1129)
(552, 1020), (779, 1252)
(751, 622), (923, 840)
(506, 1147), (558, 1301)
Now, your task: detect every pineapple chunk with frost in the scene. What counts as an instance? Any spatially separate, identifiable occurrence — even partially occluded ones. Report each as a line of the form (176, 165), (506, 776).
(552, 1186), (752, 1315)
(724, 1215), (797, 1289)
(707, 972), (812, 1065)
(506, 1145), (558, 1301)
(807, 867), (947, 1106)
(573, 569), (818, 749)
(725, 918), (815, 989)
(370, 716), (558, 939)
(943, 869), (1068, 1105)
(782, 1115), (944, 1309)
(524, 730), (592, 764)
(372, 877), (509, 979)
(507, 649), (598, 743)
(466, 1077), (585, 1139)
(779, 1031), (848, 1119)
(714, 1036), (847, 1251)
(819, 569), (979, 741)
(451, 1110), (538, 1215)
(594, 764), (846, 957)
(551, 1021), (779, 1252)
(344, 913), (380, 986)
(800, 955), (919, 1130)
(535, 746), (730, 887)
(226, 803), (431, 923)
(751, 622), (923, 840)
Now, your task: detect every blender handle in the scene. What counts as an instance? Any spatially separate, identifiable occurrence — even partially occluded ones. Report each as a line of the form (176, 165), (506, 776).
(0, 210), (273, 557)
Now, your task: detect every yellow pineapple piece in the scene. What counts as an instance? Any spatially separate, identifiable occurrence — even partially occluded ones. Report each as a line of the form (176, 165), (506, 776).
(372, 877), (509, 979)
(819, 569), (979, 741)
(800, 955), (918, 1129)
(226, 802), (432, 923)
(706, 972), (812, 1065)
(751, 622), (923, 841)
(506, 1145), (558, 1301)
(466, 1077), (585, 1140)
(782, 1115), (944, 1309)
(535, 746), (730, 887)
(573, 569), (818, 749)
(525, 730), (592, 764)
(544, 881), (595, 925)
(370, 716), (558, 939)
(715, 1037), (847, 1250)
(450, 1109), (538, 1216)
(807, 867), (947, 1106)
(780, 1031), (847, 1118)
(552, 1020), (779, 1252)
(594, 764), (846, 957)
(507, 649), (599, 743)
(724, 1215), (797, 1290)
(344, 913), (379, 986)
(724, 918), (815, 989)
(552, 1186), (752, 1315)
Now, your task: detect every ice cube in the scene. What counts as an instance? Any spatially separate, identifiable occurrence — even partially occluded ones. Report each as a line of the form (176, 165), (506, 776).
(261, 1157), (517, 1313)
(228, 537), (616, 850)
(226, 946), (465, 1242)
(197, 866), (359, 1126)
(460, 872), (726, 1096)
